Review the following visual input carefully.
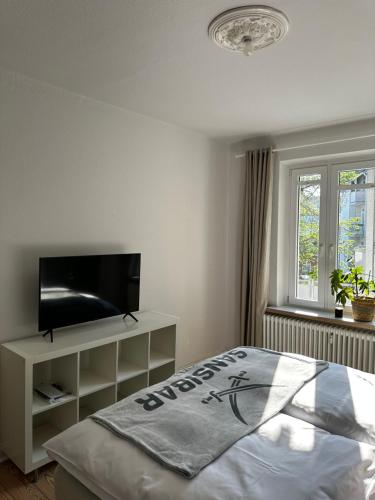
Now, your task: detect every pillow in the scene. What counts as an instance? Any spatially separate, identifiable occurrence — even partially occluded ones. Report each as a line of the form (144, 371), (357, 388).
(282, 355), (375, 445)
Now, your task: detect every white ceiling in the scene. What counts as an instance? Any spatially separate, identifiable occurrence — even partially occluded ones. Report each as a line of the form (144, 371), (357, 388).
(1, 0), (375, 141)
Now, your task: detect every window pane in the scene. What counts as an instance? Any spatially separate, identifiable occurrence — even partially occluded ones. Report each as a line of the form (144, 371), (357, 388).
(338, 188), (375, 275)
(296, 184), (320, 301)
(299, 174), (321, 182)
(339, 168), (375, 185)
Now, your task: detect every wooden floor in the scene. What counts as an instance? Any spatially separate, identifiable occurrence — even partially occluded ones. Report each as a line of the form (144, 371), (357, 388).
(0, 461), (56, 499)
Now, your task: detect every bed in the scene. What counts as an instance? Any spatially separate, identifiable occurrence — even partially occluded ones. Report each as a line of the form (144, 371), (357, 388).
(45, 350), (375, 500)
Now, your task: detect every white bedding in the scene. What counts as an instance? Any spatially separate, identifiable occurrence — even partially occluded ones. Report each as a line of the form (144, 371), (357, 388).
(283, 356), (375, 445)
(45, 412), (375, 500)
(45, 355), (375, 499)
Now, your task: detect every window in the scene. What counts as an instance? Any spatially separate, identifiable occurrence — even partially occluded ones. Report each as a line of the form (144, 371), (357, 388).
(289, 161), (375, 308)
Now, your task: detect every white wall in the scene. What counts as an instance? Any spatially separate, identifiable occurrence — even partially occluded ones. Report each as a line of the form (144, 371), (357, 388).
(0, 67), (240, 368)
(230, 118), (375, 312)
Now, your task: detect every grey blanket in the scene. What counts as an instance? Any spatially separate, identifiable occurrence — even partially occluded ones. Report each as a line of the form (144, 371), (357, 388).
(92, 347), (328, 478)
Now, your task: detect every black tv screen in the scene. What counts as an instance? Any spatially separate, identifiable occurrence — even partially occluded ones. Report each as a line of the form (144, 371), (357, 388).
(39, 254), (141, 331)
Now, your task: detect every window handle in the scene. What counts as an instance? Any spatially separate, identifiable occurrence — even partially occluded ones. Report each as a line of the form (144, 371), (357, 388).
(328, 243), (335, 260)
(319, 242), (325, 258)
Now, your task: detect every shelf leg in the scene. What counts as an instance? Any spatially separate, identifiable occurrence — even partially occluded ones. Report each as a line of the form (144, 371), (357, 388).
(31, 468), (39, 483)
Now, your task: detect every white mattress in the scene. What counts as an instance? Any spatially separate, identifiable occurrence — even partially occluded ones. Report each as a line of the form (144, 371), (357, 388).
(46, 412), (375, 500)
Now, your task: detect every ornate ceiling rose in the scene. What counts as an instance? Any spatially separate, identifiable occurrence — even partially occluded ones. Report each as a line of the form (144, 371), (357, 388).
(208, 5), (290, 56)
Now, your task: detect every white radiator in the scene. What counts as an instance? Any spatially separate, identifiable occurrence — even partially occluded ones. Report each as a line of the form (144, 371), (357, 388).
(263, 313), (375, 374)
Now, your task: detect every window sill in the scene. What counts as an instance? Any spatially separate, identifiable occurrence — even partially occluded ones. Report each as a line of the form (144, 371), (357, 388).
(265, 305), (375, 333)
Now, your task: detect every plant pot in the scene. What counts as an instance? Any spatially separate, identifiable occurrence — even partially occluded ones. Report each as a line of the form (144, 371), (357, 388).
(351, 297), (375, 322)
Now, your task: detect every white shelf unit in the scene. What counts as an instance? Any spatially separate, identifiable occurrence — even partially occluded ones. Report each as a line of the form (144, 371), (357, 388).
(0, 311), (177, 474)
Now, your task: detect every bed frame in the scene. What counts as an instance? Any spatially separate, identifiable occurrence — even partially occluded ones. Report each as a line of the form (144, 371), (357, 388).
(54, 465), (100, 500)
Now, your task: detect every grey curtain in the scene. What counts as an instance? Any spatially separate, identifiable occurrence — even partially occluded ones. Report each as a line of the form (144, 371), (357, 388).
(240, 148), (273, 346)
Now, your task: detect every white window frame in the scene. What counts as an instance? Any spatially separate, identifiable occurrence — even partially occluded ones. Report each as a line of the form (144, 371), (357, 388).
(288, 158), (375, 309)
(289, 165), (328, 308)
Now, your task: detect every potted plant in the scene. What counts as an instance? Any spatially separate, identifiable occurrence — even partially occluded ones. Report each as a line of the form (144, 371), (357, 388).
(330, 268), (350, 318)
(330, 263), (375, 322)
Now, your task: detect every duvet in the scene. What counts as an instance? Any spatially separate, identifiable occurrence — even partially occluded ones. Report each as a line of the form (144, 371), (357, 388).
(45, 355), (375, 500)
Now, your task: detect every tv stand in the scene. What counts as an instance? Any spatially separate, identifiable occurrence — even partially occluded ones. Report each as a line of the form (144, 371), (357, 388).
(1, 311), (177, 474)
(122, 312), (138, 322)
(42, 329), (53, 343)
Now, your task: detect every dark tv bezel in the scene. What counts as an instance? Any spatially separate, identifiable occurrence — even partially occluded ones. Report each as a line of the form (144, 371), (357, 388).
(38, 253), (141, 332)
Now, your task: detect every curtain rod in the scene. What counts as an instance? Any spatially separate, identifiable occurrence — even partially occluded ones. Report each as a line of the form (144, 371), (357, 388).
(233, 133), (375, 159)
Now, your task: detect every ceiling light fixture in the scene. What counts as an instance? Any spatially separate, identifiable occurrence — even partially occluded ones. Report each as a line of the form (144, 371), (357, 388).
(208, 5), (289, 56)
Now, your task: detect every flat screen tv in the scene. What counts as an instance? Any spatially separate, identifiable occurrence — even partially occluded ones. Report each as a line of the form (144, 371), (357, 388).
(39, 254), (141, 335)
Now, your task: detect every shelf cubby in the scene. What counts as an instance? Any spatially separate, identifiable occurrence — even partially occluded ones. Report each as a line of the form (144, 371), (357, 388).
(150, 325), (176, 369)
(32, 353), (78, 415)
(79, 386), (116, 421)
(79, 343), (117, 397)
(32, 393), (77, 416)
(117, 333), (148, 382)
(149, 361), (175, 386)
(32, 400), (77, 465)
(117, 372), (148, 401)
